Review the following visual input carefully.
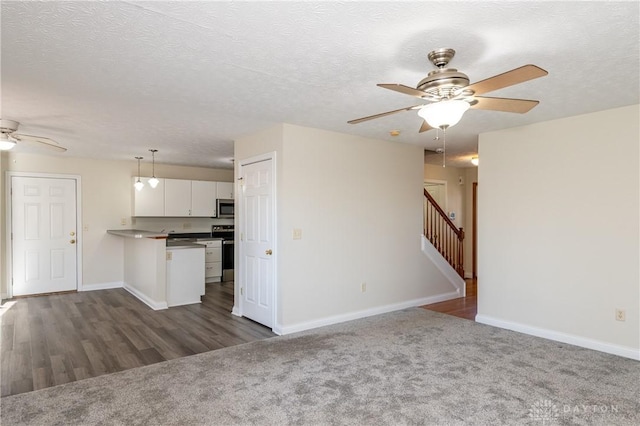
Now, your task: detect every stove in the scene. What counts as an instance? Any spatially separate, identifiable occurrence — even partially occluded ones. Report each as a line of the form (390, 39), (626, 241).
(212, 225), (234, 281)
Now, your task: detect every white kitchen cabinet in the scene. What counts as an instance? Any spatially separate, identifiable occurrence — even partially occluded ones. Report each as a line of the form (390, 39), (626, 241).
(191, 180), (217, 216)
(164, 179), (192, 216)
(165, 179), (217, 217)
(197, 239), (222, 283)
(216, 181), (234, 199)
(133, 177), (165, 217)
(166, 245), (205, 307)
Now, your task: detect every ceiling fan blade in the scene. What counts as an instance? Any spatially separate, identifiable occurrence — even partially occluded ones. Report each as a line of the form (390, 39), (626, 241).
(470, 96), (540, 113)
(12, 133), (67, 152)
(419, 120), (434, 133)
(377, 84), (429, 99)
(465, 65), (548, 96)
(348, 105), (423, 124)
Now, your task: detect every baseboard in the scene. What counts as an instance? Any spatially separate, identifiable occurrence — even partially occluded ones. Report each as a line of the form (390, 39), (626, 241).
(476, 314), (640, 361)
(231, 305), (240, 317)
(80, 281), (124, 292)
(1, 292), (7, 300)
(420, 235), (466, 297)
(274, 291), (460, 336)
(123, 283), (168, 311)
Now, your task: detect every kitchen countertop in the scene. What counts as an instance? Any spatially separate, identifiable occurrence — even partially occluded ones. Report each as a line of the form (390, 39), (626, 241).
(107, 229), (168, 239)
(166, 241), (207, 249)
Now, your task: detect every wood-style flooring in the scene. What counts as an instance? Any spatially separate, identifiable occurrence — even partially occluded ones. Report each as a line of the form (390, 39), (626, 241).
(0, 282), (275, 397)
(422, 279), (477, 320)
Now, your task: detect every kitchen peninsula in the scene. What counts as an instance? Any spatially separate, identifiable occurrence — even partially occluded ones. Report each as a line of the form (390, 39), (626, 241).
(107, 229), (205, 310)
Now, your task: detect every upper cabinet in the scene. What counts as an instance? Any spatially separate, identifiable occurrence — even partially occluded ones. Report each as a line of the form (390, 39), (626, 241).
(164, 179), (192, 216)
(191, 180), (217, 216)
(133, 177), (165, 217)
(216, 181), (234, 199)
(134, 178), (228, 217)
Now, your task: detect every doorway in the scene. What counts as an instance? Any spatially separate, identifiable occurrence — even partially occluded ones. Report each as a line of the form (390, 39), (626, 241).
(424, 180), (447, 211)
(6, 173), (82, 297)
(237, 154), (276, 329)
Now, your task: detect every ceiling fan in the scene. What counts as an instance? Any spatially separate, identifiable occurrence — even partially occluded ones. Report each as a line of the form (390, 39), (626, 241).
(0, 119), (67, 152)
(348, 48), (548, 132)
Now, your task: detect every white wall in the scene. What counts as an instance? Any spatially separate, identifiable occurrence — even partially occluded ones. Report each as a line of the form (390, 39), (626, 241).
(236, 123), (455, 332)
(1, 152), (233, 294)
(477, 104), (639, 359)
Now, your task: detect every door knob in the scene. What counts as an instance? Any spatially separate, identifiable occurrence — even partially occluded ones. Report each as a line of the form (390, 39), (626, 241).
(265, 249), (272, 255)
(70, 231), (76, 236)
(70, 239), (76, 244)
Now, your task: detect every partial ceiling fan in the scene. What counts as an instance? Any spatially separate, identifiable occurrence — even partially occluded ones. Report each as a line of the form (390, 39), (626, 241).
(0, 119), (67, 152)
(348, 48), (548, 132)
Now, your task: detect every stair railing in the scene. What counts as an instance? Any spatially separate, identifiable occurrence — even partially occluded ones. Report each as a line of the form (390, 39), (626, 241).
(423, 189), (464, 277)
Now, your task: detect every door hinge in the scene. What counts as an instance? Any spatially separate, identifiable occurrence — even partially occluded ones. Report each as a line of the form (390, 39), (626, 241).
(240, 287), (244, 296)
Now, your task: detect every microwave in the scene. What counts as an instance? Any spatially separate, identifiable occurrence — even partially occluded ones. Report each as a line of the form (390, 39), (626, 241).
(216, 199), (234, 218)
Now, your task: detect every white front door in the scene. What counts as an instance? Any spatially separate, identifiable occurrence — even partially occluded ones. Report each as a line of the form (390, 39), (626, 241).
(240, 158), (274, 328)
(11, 176), (78, 296)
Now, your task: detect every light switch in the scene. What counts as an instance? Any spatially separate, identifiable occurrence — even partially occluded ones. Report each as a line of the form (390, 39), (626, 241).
(293, 228), (302, 240)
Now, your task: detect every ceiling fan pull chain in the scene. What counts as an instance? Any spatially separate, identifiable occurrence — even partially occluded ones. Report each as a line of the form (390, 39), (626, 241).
(442, 128), (446, 168)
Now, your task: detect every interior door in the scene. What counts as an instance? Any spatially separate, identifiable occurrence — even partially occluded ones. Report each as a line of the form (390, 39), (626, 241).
(240, 158), (274, 328)
(11, 176), (78, 296)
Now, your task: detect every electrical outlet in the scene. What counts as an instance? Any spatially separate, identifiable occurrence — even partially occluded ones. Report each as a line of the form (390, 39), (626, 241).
(615, 309), (626, 322)
(120, 217), (127, 226)
(83, 225), (89, 232)
(293, 228), (302, 240)
(361, 282), (367, 293)
(166, 251), (172, 260)
(183, 223), (191, 229)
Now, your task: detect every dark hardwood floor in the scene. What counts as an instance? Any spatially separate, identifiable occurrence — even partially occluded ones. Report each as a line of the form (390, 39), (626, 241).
(0, 282), (275, 397)
(422, 279), (477, 320)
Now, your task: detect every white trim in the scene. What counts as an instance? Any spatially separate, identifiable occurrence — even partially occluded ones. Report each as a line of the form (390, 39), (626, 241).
(5, 172), (83, 299)
(236, 152), (278, 330)
(80, 281), (124, 291)
(464, 272), (473, 279)
(421, 234), (465, 296)
(273, 291), (460, 336)
(123, 282), (168, 310)
(476, 314), (640, 361)
(1, 293), (7, 300)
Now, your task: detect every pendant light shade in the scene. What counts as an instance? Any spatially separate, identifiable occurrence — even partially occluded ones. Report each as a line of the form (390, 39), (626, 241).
(418, 99), (470, 129)
(148, 149), (159, 188)
(134, 156), (144, 191)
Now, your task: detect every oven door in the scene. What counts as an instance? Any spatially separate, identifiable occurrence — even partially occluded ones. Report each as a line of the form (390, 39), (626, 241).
(222, 240), (234, 281)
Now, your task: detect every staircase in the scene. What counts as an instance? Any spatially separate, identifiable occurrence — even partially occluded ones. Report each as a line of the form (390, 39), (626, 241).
(423, 189), (464, 278)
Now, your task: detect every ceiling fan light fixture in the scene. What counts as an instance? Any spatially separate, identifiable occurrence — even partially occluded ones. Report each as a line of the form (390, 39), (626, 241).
(0, 134), (17, 150)
(418, 99), (470, 129)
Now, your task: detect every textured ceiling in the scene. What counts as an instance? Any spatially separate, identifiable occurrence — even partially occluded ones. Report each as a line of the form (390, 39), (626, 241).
(1, 1), (638, 169)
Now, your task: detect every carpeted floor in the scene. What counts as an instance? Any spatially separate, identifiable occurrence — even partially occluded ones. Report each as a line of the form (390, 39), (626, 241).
(1, 308), (638, 425)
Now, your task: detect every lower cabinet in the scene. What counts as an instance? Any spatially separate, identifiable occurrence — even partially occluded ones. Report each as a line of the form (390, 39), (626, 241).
(166, 246), (205, 307)
(197, 239), (223, 283)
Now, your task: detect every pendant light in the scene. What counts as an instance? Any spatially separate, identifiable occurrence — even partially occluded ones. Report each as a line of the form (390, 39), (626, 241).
(148, 149), (159, 189)
(134, 157), (144, 191)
